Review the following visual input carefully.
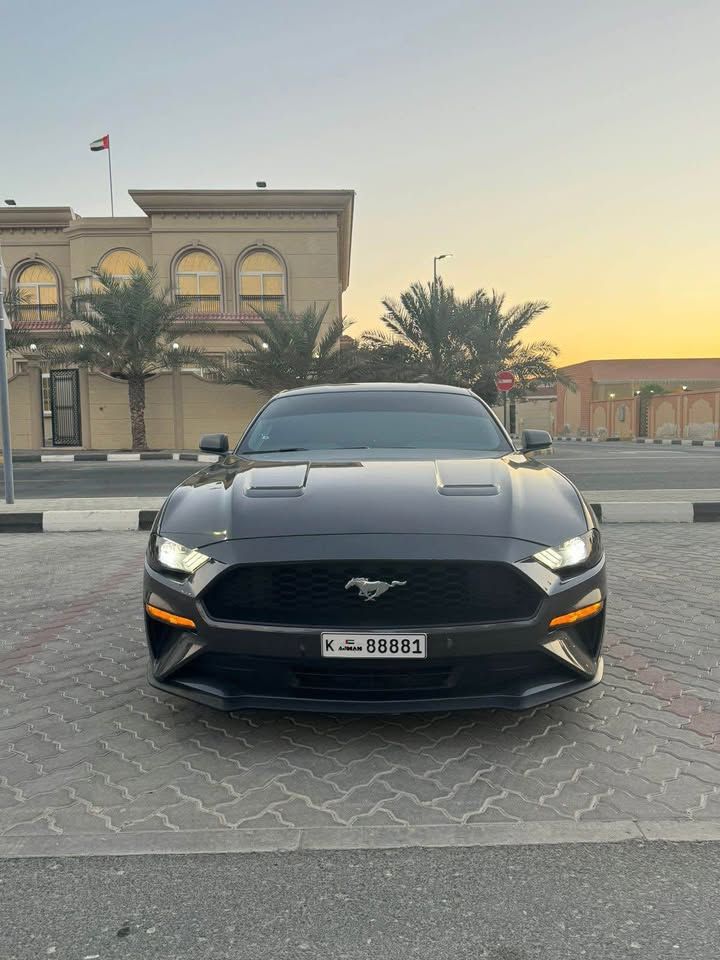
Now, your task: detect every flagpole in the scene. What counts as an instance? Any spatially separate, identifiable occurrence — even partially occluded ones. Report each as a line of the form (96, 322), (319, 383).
(107, 140), (115, 217)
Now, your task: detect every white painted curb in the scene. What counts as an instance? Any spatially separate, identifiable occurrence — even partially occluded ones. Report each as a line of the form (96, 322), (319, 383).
(42, 509), (141, 532)
(2, 818), (720, 859)
(601, 501), (694, 523)
(107, 453), (142, 461)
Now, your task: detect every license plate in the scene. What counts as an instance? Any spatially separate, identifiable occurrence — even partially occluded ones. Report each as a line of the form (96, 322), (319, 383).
(321, 633), (427, 659)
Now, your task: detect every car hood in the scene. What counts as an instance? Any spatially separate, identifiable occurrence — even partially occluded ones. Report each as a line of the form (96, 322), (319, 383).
(159, 453), (589, 549)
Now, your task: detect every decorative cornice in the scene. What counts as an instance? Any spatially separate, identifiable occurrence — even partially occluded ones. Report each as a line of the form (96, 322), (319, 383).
(0, 207), (76, 229)
(64, 216), (150, 239)
(152, 211), (335, 221)
(0, 226), (68, 236)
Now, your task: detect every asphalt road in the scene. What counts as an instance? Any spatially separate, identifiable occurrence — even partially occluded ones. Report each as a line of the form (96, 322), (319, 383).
(1, 444), (719, 499)
(1, 841), (717, 960)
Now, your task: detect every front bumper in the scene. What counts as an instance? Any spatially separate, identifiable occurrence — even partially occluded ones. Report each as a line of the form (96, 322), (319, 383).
(143, 546), (607, 713)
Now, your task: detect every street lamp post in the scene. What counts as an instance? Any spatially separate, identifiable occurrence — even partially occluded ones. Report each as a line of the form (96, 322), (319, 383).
(0, 254), (15, 503)
(433, 253), (452, 284)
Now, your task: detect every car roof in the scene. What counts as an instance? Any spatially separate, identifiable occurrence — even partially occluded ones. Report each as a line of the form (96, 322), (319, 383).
(275, 382), (474, 398)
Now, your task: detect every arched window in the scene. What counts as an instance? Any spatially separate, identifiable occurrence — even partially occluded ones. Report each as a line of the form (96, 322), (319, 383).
(238, 249), (286, 314)
(174, 250), (222, 313)
(14, 262), (60, 323)
(97, 249), (146, 282)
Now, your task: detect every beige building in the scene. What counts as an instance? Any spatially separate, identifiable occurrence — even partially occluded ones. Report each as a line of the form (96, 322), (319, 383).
(1, 188), (354, 370)
(0, 189), (354, 447)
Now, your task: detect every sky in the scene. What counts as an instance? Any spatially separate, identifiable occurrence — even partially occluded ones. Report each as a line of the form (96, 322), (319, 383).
(4, 0), (719, 364)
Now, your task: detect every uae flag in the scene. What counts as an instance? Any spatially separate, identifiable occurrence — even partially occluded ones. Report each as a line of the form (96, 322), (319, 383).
(90, 134), (110, 152)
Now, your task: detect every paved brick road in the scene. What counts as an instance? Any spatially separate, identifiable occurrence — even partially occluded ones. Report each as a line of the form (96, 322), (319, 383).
(0, 527), (719, 845)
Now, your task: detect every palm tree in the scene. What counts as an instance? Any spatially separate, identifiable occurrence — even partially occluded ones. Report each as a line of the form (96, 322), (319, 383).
(361, 280), (472, 385)
(362, 281), (571, 403)
(42, 268), (221, 449)
(462, 292), (570, 404)
(224, 304), (361, 395)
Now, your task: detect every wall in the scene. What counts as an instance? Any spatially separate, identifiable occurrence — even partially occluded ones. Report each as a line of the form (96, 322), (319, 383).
(81, 372), (264, 449)
(6, 371), (43, 449)
(588, 398), (636, 438)
(648, 389), (720, 440)
(557, 385), (582, 434)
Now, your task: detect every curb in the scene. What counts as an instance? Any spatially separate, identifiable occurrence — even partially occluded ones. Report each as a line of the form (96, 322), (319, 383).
(2, 452), (219, 464)
(634, 438), (720, 446)
(2, 818), (720, 859)
(2, 502), (720, 532)
(555, 436), (720, 446)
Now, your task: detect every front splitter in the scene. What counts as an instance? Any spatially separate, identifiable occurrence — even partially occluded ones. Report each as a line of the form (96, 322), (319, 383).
(147, 657), (604, 714)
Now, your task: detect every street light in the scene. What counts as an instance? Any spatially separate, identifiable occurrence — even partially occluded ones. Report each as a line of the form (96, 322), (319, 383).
(433, 253), (452, 284)
(682, 384), (688, 391)
(609, 392), (615, 400)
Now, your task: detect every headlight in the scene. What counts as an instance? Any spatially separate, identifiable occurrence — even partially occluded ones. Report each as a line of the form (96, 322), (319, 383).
(150, 535), (210, 575)
(533, 529), (602, 573)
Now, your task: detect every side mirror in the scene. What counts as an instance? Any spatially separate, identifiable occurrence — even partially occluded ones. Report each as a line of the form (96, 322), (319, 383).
(199, 433), (229, 454)
(520, 429), (553, 453)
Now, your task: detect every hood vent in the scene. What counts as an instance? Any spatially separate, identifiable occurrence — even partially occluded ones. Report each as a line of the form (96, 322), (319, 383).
(435, 459), (501, 497)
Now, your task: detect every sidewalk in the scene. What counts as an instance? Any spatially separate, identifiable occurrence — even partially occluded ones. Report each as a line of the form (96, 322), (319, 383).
(0, 491), (719, 529)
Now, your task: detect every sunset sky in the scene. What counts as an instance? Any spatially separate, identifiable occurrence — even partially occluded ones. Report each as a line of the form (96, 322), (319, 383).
(4, 0), (718, 364)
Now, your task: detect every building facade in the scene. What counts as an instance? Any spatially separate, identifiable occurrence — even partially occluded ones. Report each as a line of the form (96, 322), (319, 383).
(0, 188), (354, 375)
(557, 358), (720, 438)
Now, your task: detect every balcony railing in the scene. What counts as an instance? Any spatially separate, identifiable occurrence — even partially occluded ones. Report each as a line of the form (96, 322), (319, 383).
(13, 303), (61, 326)
(175, 294), (222, 315)
(238, 294), (286, 315)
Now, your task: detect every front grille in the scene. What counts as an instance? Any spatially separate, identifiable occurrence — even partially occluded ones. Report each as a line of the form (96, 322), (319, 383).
(201, 560), (542, 627)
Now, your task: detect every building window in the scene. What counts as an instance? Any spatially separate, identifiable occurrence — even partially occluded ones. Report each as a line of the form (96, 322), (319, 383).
(182, 352), (226, 382)
(97, 249), (146, 282)
(41, 371), (52, 416)
(238, 249), (286, 314)
(174, 250), (222, 314)
(13, 262), (60, 324)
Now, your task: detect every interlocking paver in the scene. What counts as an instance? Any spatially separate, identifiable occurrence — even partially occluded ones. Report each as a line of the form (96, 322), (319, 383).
(0, 525), (719, 844)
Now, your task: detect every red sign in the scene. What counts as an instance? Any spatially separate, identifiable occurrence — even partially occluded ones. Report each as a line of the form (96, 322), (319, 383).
(496, 370), (515, 393)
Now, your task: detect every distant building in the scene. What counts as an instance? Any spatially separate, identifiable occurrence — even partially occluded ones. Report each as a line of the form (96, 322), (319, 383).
(557, 358), (720, 436)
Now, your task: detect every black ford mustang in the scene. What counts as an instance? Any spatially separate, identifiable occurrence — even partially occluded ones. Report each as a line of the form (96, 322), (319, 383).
(144, 383), (606, 712)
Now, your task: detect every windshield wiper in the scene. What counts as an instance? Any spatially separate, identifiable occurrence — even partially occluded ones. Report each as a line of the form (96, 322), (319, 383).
(245, 447), (309, 454)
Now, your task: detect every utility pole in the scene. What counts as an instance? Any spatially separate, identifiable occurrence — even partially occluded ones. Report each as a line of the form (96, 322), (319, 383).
(0, 254), (15, 503)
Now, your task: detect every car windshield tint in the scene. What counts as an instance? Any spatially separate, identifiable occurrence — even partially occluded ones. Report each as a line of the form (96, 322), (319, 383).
(240, 391), (511, 453)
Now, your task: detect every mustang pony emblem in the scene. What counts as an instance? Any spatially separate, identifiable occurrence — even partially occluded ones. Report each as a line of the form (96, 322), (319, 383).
(345, 577), (407, 601)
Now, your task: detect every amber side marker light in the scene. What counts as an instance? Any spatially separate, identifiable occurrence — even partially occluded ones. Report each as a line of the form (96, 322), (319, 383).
(549, 600), (604, 630)
(145, 603), (196, 630)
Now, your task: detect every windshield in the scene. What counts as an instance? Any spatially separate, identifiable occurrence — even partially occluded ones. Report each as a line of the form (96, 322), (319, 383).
(239, 390), (511, 454)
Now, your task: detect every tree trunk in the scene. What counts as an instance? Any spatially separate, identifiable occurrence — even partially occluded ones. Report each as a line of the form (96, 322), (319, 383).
(128, 375), (148, 450)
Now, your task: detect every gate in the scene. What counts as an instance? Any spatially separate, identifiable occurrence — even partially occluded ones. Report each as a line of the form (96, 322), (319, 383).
(45, 369), (82, 446)
(637, 396), (649, 438)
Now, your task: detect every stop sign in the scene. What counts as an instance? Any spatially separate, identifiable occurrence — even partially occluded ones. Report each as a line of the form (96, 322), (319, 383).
(496, 370), (515, 393)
